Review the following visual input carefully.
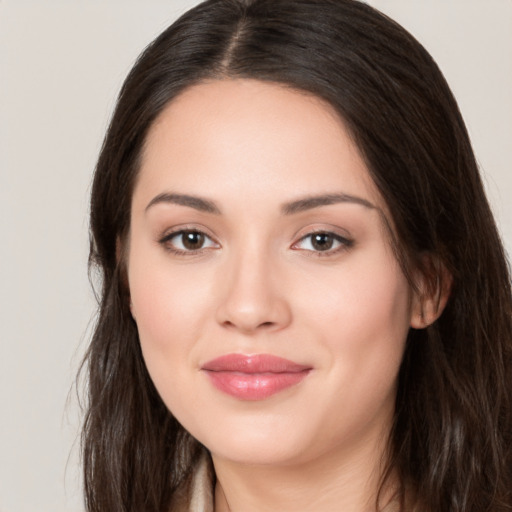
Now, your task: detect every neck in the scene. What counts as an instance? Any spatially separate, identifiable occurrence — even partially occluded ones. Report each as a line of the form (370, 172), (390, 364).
(212, 426), (399, 512)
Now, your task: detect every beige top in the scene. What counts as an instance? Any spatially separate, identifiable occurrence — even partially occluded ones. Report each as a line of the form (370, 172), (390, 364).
(170, 453), (215, 512)
(170, 452), (401, 512)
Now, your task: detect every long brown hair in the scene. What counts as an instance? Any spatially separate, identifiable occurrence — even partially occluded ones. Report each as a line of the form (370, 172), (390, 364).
(82, 0), (512, 510)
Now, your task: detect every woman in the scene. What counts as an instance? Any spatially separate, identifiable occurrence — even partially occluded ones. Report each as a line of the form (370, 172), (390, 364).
(81, 0), (512, 510)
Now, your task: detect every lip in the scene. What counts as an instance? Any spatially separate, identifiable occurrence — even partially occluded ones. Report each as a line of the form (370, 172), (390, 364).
(201, 354), (312, 400)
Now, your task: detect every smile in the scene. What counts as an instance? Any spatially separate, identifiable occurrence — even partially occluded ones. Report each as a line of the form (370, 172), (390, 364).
(201, 353), (312, 400)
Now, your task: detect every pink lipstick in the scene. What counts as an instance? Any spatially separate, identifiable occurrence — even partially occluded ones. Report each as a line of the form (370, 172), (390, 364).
(201, 354), (311, 400)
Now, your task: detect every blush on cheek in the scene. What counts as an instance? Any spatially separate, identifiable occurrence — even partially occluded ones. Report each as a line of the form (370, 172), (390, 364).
(327, 266), (411, 381)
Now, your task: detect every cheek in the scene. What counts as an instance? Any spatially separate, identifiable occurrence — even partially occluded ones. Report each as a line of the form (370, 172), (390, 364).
(295, 249), (411, 337)
(127, 266), (212, 430)
(343, 266), (410, 371)
(128, 239), (213, 339)
(295, 249), (412, 404)
(126, 244), (213, 396)
(131, 272), (196, 346)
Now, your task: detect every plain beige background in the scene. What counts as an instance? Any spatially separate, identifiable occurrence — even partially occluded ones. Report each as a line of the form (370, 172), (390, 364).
(1, 1), (510, 511)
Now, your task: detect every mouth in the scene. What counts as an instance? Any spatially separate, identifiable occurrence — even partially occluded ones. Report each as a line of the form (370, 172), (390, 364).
(201, 353), (312, 401)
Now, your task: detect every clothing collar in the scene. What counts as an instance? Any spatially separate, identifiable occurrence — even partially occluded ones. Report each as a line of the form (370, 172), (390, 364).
(170, 450), (401, 512)
(169, 451), (215, 512)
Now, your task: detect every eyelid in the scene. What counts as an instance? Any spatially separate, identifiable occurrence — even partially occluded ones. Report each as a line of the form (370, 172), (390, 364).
(156, 223), (353, 257)
(291, 227), (354, 256)
(158, 225), (220, 255)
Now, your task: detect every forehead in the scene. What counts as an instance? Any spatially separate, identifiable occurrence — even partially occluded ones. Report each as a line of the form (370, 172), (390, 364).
(136, 78), (383, 211)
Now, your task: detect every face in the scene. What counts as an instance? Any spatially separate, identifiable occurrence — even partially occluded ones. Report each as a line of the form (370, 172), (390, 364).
(127, 79), (417, 467)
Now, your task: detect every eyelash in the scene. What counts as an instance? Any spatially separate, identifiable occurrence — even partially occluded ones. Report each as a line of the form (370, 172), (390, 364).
(158, 228), (354, 257)
(158, 228), (219, 256)
(291, 230), (354, 257)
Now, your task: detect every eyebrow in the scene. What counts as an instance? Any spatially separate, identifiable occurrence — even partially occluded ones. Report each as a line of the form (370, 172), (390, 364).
(145, 193), (221, 214)
(145, 191), (376, 216)
(281, 193), (376, 215)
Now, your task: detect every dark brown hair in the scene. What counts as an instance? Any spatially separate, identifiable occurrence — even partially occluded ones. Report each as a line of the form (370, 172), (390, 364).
(82, 1), (512, 510)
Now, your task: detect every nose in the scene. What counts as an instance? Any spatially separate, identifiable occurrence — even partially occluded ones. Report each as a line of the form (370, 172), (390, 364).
(215, 250), (292, 334)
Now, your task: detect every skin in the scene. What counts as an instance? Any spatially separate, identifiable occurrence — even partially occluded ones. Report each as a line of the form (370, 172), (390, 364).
(127, 79), (432, 512)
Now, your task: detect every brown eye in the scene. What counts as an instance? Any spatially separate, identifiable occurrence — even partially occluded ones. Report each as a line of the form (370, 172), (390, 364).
(311, 233), (335, 251)
(292, 231), (354, 255)
(181, 231), (205, 250)
(160, 229), (218, 254)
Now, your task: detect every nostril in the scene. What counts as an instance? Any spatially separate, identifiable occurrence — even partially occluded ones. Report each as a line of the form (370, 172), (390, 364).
(221, 319), (277, 333)
(215, 287), (293, 333)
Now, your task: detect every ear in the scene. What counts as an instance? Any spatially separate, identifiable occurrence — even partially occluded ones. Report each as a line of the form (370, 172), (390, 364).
(410, 255), (452, 329)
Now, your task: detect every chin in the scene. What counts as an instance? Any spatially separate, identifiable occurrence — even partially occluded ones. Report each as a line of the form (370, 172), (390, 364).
(208, 436), (307, 466)
(188, 411), (318, 466)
